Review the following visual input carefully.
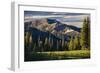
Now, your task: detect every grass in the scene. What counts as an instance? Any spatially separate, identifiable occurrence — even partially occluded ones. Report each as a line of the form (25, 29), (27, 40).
(25, 50), (90, 61)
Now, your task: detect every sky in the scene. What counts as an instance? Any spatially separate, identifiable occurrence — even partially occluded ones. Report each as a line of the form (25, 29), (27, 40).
(24, 11), (90, 28)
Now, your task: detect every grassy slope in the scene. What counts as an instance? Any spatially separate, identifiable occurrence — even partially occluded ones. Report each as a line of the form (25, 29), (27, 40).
(39, 50), (90, 58)
(26, 50), (90, 61)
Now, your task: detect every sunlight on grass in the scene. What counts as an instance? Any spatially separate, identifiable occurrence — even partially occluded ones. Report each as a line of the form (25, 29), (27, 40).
(28, 50), (90, 61)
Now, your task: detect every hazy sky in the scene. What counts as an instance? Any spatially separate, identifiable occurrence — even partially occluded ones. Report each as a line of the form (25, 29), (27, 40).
(24, 11), (90, 28)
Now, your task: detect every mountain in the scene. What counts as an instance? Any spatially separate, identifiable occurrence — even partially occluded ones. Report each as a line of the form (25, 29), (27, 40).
(24, 18), (81, 43)
(26, 27), (60, 41)
(54, 23), (81, 32)
(47, 18), (61, 24)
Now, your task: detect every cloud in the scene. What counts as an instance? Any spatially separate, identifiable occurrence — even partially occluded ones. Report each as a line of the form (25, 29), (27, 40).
(24, 11), (90, 28)
(63, 15), (90, 19)
(62, 22), (83, 28)
(25, 15), (64, 19)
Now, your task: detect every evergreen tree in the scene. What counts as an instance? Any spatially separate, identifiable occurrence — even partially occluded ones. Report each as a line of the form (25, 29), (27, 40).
(48, 34), (51, 50)
(68, 37), (74, 50)
(80, 17), (90, 50)
(87, 17), (90, 49)
(56, 40), (59, 51)
(33, 43), (36, 52)
(29, 34), (33, 53)
(38, 36), (40, 48)
(64, 41), (68, 51)
(74, 36), (80, 50)
(29, 34), (32, 44)
(51, 38), (54, 51)
(62, 37), (64, 47)
(44, 37), (48, 51)
(25, 32), (30, 47)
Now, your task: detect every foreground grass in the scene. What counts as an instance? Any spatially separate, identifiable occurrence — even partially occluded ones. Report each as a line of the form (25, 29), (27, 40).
(25, 50), (90, 61)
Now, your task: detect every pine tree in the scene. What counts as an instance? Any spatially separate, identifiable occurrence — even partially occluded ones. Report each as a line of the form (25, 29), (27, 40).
(80, 17), (90, 50)
(64, 41), (68, 51)
(48, 34), (51, 50)
(29, 34), (33, 52)
(33, 43), (36, 52)
(25, 32), (30, 47)
(38, 36), (40, 48)
(74, 36), (80, 50)
(51, 38), (54, 51)
(68, 37), (74, 50)
(44, 37), (48, 51)
(56, 40), (59, 51)
(29, 34), (32, 44)
(61, 35), (65, 50)
(87, 17), (90, 49)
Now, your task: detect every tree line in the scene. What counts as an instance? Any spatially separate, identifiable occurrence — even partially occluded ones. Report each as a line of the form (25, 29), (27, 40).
(68, 17), (90, 50)
(24, 17), (90, 54)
